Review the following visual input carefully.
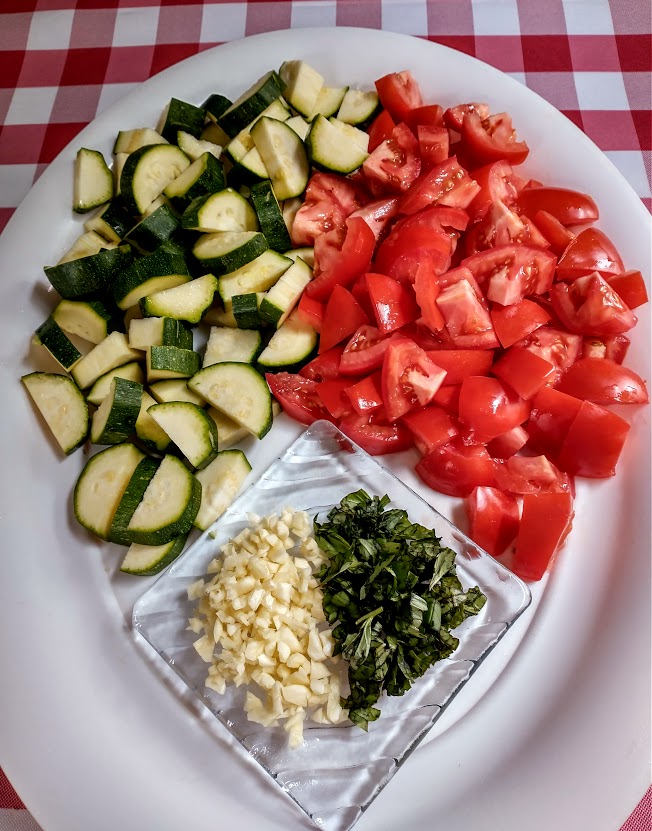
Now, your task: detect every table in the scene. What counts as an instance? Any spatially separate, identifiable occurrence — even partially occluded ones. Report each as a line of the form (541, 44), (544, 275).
(0, 1), (650, 829)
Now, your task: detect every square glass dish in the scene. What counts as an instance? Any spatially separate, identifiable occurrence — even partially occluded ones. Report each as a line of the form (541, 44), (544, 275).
(133, 421), (531, 831)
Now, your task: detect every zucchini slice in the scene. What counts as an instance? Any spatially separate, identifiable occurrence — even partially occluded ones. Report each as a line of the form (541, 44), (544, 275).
(182, 189), (258, 233)
(141, 273), (217, 324)
(336, 88), (381, 126)
(120, 144), (190, 215)
(45, 245), (132, 300)
(22, 372), (89, 455)
(73, 443), (145, 540)
(192, 230), (268, 276)
(146, 345), (200, 381)
(259, 256), (312, 327)
(189, 362), (273, 439)
(203, 326), (262, 366)
(71, 331), (142, 390)
(250, 117), (309, 200)
(34, 318), (82, 371)
(207, 406), (250, 449)
(203, 93), (232, 123)
(113, 153), (129, 194)
(194, 449), (251, 531)
(113, 242), (190, 310)
(126, 454), (201, 545)
(218, 249), (292, 304)
(148, 402), (219, 469)
(83, 197), (133, 244)
(285, 115), (310, 141)
(90, 376), (143, 445)
(113, 128), (168, 155)
(124, 203), (180, 254)
(249, 180), (291, 252)
(218, 70), (285, 137)
(311, 85), (348, 118)
(52, 299), (115, 345)
(120, 534), (188, 576)
(279, 60), (324, 118)
(201, 121), (230, 149)
(305, 116), (369, 174)
(73, 148), (113, 213)
(163, 152), (225, 210)
(231, 292), (265, 329)
(177, 130), (222, 162)
(256, 309), (318, 368)
(128, 317), (193, 351)
(86, 361), (145, 406)
(57, 231), (115, 265)
(109, 456), (160, 545)
(149, 379), (206, 407)
(135, 390), (171, 453)
(158, 98), (205, 142)
(284, 246), (315, 268)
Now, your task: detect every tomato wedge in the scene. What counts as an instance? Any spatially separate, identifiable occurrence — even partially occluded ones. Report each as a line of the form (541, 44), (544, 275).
(266, 373), (334, 425)
(436, 277), (499, 349)
(492, 346), (556, 400)
(362, 123), (421, 194)
(416, 439), (496, 498)
(299, 345), (345, 382)
(606, 270), (649, 310)
(424, 349), (495, 385)
(494, 455), (573, 495)
(367, 110), (395, 153)
(512, 492), (574, 581)
(516, 326), (582, 382)
(516, 187), (599, 226)
(296, 292), (324, 333)
(550, 273), (637, 335)
(526, 386), (583, 460)
(291, 172), (363, 246)
(339, 411), (414, 455)
(366, 273), (420, 334)
(345, 372), (384, 415)
(556, 357), (648, 404)
(444, 102), (490, 132)
(557, 400), (630, 478)
(468, 161), (522, 220)
(319, 285), (369, 353)
(316, 379), (354, 419)
(339, 325), (390, 376)
(532, 210), (575, 255)
(490, 298), (551, 348)
(414, 262), (445, 332)
(382, 338), (447, 421)
(417, 125), (450, 169)
(466, 486), (520, 557)
(487, 425), (528, 459)
(402, 405), (458, 454)
(399, 157), (481, 215)
(349, 197), (399, 241)
(307, 216), (376, 301)
(458, 376), (530, 440)
(374, 70), (424, 123)
(462, 245), (557, 305)
(461, 112), (529, 166)
(556, 227), (624, 281)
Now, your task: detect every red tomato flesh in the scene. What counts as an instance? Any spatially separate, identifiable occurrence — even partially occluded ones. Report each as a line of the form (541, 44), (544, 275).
(382, 338), (447, 421)
(401, 405), (459, 454)
(374, 70), (424, 123)
(466, 486), (520, 557)
(366, 273), (421, 334)
(492, 346), (556, 400)
(557, 400), (630, 478)
(424, 349), (495, 385)
(606, 270), (649, 310)
(399, 157), (481, 215)
(556, 357), (649, 405)
(319, 285), (369, 354)
(556, 227), (624, 281)
(458, 376), (530, 440)
(490, 298), (551, 348)
(339, 325), (390, 376)
(513, 492), (574, 581)
(307, 216), (376, 301)
(266, 373), (334, 426)
(345, 372), (384, 415)
(339, 411), (414, 456)
(416, 439), (496, 498)
(367, 110), (396, 153)
(299, 345), (345, 382)
(316, 379), (354, 419)
(296, 292), (324, 333)
(461, 112), (529, 166)
(517, 187), (599, 226)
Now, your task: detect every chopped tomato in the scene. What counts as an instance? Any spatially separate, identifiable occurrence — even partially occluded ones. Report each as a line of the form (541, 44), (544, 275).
(417, 125), (450, 169)
(345, 372), (384, 415)
(291, 172), (363, 247)
(316, 379), (354, 419)
(606, 270), (649, 310)
(494, 454), (573, 495)
(404, 104), (444, 131)
(532, 210), (575, 255)
(366, 273), (421, 334)
(414, 262), (445, 331)
(339, 410), (414, 455)
(462, 245), (557, 305)
(299, 345), (345, 382)
(458, 376), (530, 440)
(487, 425), (528, 459)
(490, 297), (551, 348)
(461, 112), (529, 166)
(512, 492), (574, 581)
(402, 404), (458, 455)
(382, 338), (447, 421)
(436, 277), (499, 349)
(350, 275), (376, 321)
(339, 325), (390, 375)
(550, 273), (637, 335)
(468, 161), (521, 220)
(349, 197), (399, 240)
(516, 187), (599, 226)
(266, 373), (334, 426)
(432, 384), (461, 414)
(465, 202), (549, 254)
(416, 439), (496, 498)
(556, 227), (624, 281)
(581, 334), (630, 364)
(527, 386), (583, 459)
(307, 216), (376, 301)
(466, 486), (520, 557)
(557, 400), (631, 478)
(516, 326), (582, 382)
(296, 292), (324, 333)
(424, 348), (495, 385)
(399, 157), (481, 215)
(556, 357), (648, 405)
(444, 102), (490, 132)
(367, 110), (396, 153)
(492, 346), (556, 400)
(362, 123), (421, 194)
(374, 70), (424, 123)
(319, 285), (369, 353)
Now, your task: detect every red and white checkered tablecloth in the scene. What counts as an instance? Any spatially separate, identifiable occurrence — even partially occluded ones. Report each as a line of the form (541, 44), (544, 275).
(0, 1), (650, 829)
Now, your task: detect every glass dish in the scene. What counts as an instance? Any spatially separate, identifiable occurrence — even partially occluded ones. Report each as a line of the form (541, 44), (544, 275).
(133, 421), (531, 831)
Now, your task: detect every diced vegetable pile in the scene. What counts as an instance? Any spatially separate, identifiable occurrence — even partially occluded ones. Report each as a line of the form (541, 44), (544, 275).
(21, 59), (648, 583)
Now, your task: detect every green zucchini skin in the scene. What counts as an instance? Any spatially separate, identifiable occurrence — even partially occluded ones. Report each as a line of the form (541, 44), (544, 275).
(21, 371), (89, 455)
(203, 93), (232, 122)
(34, 317), (82, 370)
(160, 98), (206, 142)
(90, 376), (143, 445)
(249, 180), (291, 252)
(124, 204), (181, 253)
(231, 292), (264, 329)
(45, 245), (133, 300)
(192, 231), (269, 277)
(113, 242), (190, 309)
(119, 533), (188, 576)
(217, 71), (285, 138)
(108, 456), (160, 545)
(164, 153), (226, 211)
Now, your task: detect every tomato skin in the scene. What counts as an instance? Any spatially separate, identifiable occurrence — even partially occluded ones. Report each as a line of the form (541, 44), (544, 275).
(345, 372), (384, 415)
(414, 262), (445, 331)
(556, 227), (624, 281)
(468, 161), (521, 221)
(458, 376), (530, 441)
(516, 325), (582, 382)
(487, 425), (528, 459)
(316, 379), (354, 419)
(340, 411), (414, 455)
(375, 70), (424, 123)
(404, 104), (444, 131)
(349, 197), (399, 241)
(291, 172), (363, 246)
(432, 384), (461, 414)
(296, 292), (324, 333)
(307, 216), (376, 301)
(417, 125), (450, 169)
(550, 273), (637, 335)
(339, 324), (390, 375)
(401, 404), (459, 455)
(266, 373), (335, 426)
(398, 157), (481, 215)
(526, 386), (583, 459)
(382, 337), (447, 421)
(416, 439), (496, 498)
(424, 349), (495, 385)
(532, 210), (575, 255)
(462, 245), (557, 306)
(512, 492), (574, 581)
(366, 273), (421, 334)
(517, 187), (599, 226)
(606, 270), (649, 310)
(299, 345), (346, 382)
(362, 123), (422, 194)
(556, 357), (649, 405)
(466, 486), (520, 557)
(367, 110), (396, 152)
(492, 346), (556, 400)
(557, 400), (630, 478)
(319, 285), (370, 353)
(490, 298), (551, 348)
(444, 102), (490, 132)
(461, 112), (529, 166)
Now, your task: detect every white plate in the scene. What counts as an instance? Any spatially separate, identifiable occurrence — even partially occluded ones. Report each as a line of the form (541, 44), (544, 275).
(0, 28), (649, 831)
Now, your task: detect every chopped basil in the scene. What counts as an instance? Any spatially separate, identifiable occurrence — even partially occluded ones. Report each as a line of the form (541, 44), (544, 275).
(314, 490), (486, 730)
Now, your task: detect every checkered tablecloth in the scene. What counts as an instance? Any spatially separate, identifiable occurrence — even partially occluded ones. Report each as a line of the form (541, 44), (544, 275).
(0, 1), (650, 829)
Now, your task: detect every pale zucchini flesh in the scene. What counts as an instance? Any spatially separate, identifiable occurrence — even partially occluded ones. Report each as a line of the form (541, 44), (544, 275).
(250, 117), (309, 201)
(22, 372), (89, 454)
(135, 390), (171, 452)
(120, 535), (188, 575)
(120, 144), (190, 214)
(86, 361), (145, 406)
(218, 250), (292, 304)
(194, 449), (251, 531)
(203, 326), (262, 366)
(90, 376), (143, 445)
(149, 379), (206, 407)
(73, 148), (113, 213)
(142, 273), (218, 324)
(257, 309), (318, 367)
(148, 402), (219, 469)
(71, 332), (142, 390)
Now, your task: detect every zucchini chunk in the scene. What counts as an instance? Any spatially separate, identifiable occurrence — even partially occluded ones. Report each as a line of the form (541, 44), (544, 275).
(113, 241), (190, 310)
(146, 345), (200, 381)
(52, 299), (116, 345)
(311, 85), (348, 118)
(149, 378), (206, 407)
(73, 443), (145, 540)
(83, 197), (133, 244)
(135, 390), (171, 453)
(336, 88), (380, 126)
(141, 273), (217, 324)
(73, 148), (113, 213)
(250, 117), (309, 200)
(109, 456), (160, 544)
(124, 203), (180, 254)
(203, 93), (232, 123)
(285, 116), (310, 141)
(249, 180), (291, 252)
(90, 376), (143, 445)
(86, 361), (145, 406)
(259, 256), (312, 327)
(34, 317), (82, 371)
(158, 98), (205, 142)
(128, 317), (193, 351)
(218, 71), (285, 137)
(203, 299), (238, 328)
(163, 152), (225, 210)
(203, 326), (262, 366)
(120, 144), (190, 214)
(231, 292), (265, 329)
(113, 128), (168, 155)
(189, 362), (273, 440)
(284, 246), (315, 268)
(279, 60), (324, 118)
(257, 309), (318, 368)
(21, 372), (89, 455)
(148, 401), (219, 469)
(207, 407), (250, 449)
(71, 331), (142, 390)
(305, 116), (369, 174)
(177, 130), (222, 162)
(192, 231), (268, 276)
(120, 534), (188, 576)
(182, 189), (258, 233)
(218, 250), (292, 304)
(126, 454), (201, 545)
(57, 231), (115, 265)
(194, 449), (251, 531)
(45, 245), (132, 300)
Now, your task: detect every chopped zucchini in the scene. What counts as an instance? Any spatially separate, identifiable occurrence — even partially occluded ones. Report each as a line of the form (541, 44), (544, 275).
(158, 98), (205, 142)
(305, 116), (369, 174)
(203, 326), (262, 366)
(218, 250), (292, 304)
(146, 345), (200, 381)
(148, 402), (219, 469)
(124, 203), (180, 254)
(279, 60), (324, 118)
(135, 390), (171, 453)
(311, 85), (348, 118)
(149, 379), (206, 407)
(207, 407), (250, 449)
(34, 317), (82, 371)
(52, 299), (116, 345)
(218, 70), (285, 137)
(113, 128), (168, 155)
(336, 88), (380, 126)
(259, 256), (312, 327)
(284, 246), (315, 268)
(57, 231), (115, 264)
(90, 376), (143, 445)
(181, 189), (258, 233)
(83, 197), (133, 244)
(249, 180), (291, 252)
(45, 245), (132, 300)
(21, 372), (89, 455)
(256, 309), (318, 368)
(231, 292), (265, 329)
(86, 361), (145, 406)
(203, 93), (232, 123)
(250, 117), (309, 200)
(194, 449), (251, 531)
(109, 456), (160, 545)
(285, 115), (310, 141)
(192, 230), (268, 276)
(128, 317), (193, 351)
(163, 152), (225, 210)
(71, 331), (141, 390)
(120, 534), (188, 576)
(177, 130), (222, 162)
(120, 144), (190, 215)
(142, 273), (217, 324)
(113, 241), (190, 310)
(73, 148), (113, 213)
